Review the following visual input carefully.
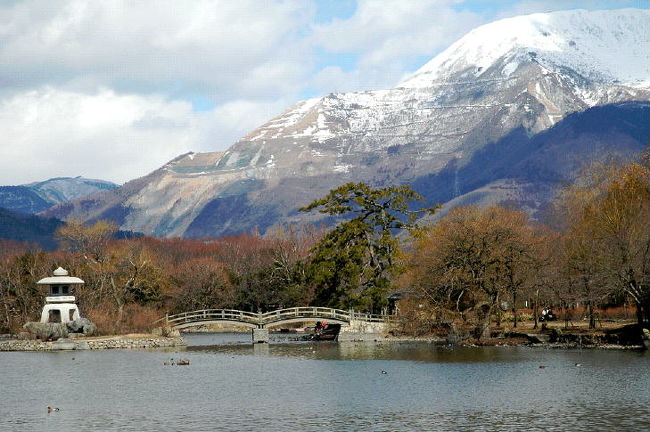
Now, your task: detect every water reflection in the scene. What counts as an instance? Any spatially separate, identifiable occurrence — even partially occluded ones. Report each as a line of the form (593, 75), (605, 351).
(189, 333), (525, 363)
(0, 333), (648, 432)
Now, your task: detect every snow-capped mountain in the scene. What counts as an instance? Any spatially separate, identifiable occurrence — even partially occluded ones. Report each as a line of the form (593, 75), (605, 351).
(44, 9), (650, 238)
(401, 9), (649, 88)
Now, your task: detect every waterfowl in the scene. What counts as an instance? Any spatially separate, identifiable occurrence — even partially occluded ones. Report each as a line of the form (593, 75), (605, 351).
(47, 406), (59, 413)
(381, 370), (388, 374)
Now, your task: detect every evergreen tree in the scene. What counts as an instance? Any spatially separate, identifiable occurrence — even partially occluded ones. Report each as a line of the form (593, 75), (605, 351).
(300, 182), (434, 312)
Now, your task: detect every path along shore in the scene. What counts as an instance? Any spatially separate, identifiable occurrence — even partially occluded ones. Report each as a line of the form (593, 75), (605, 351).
(1, 322), (648, 351)
(0, 334), (185, 351)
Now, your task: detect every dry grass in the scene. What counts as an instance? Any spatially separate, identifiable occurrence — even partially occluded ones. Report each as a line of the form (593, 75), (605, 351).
(86, 303), (161, 335)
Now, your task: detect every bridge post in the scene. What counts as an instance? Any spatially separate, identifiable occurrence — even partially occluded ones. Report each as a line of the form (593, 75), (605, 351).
(252, 327), (269, 344)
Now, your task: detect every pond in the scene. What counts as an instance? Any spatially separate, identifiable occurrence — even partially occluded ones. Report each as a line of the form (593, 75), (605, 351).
(1, 333), (649, 431)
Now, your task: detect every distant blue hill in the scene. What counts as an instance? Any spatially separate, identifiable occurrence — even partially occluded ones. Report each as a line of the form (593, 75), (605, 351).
(0, 176), (118, 214)
(0, 207), (143, 250)
(0, 207), (64, 249)
(0, 186), (51, 214)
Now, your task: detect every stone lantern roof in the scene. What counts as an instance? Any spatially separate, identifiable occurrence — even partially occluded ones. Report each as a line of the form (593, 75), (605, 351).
(37, 267), (84, 285)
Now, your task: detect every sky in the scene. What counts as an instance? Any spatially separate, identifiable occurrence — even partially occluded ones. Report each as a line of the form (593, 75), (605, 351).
(0, 0), (646, 185)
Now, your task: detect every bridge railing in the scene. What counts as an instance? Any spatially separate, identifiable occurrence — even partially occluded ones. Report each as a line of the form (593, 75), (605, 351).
(155, 309), (260, 326)
(260, 307), (351, 324)
(349, 310), (393, 323)
(155, 307), (393, 327)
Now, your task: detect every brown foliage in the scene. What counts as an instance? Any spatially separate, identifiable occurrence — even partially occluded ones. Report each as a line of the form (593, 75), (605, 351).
(55, 219), (118, 260)
(0, 251), (51, 332)
(409, 206), (539, 337)
(170, 257), (234, 312)
(556, 161), (650, 326)
(397, 157), (650, 338)
(86, 302), (160, 335)
(0, 219), (320, 333)
(391, 298), (448, 337)
(0, 239), (35, 259)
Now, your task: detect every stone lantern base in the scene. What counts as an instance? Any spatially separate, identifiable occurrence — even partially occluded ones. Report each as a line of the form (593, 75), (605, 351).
(40, 303), (80, 324)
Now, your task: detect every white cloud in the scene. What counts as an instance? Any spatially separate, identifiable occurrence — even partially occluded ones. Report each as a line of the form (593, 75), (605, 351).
(0, 0), (316, 185)
(495, 0), (639, 18)
(0, 88), (196, 184)
(0, 0), (314, 100)
(0, 87), (292, 185)
(0, 0), (641, 186)
(310, 0), (483, 93)
(0, 1), (537, 186)
(194, 98), (297, 151)
(309, 64), (410, 94)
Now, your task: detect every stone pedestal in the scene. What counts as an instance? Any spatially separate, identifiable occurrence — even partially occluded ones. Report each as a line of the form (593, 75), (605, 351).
(50, 338), (76, 350)
(252, 328), (269, 343)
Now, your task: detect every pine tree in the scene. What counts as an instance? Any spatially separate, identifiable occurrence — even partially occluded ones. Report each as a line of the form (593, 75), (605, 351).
(300, 182), (434, 312)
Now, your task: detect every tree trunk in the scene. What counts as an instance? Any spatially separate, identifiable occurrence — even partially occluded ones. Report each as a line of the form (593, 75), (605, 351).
(2, 303), (10, 332)
(587, 301), (596, 329)
(512, 292), (518, 328)
(563, 301), (570, 329)
(637, 301), (649, 328)
(475, 303), (493, 340)
(533, 290), (539, 330)
(117, 303), (124, 328)
(110, 276), (124, 330)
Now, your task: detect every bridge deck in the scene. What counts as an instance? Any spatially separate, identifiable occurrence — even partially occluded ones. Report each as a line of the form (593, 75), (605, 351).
(156, 307), (391, 329)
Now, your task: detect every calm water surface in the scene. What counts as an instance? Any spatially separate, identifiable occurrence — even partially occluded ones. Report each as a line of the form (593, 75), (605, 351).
(1, 333), (649, 431)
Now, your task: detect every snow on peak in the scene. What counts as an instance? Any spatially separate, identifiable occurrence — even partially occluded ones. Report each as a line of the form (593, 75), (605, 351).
(244, 97), (323, 141)
(400, 9), (650, 88)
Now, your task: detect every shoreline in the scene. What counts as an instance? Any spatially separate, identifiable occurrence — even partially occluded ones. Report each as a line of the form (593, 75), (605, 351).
(0, 336), (644, 352)
(376, 321), (650, 351)
(1, 325), (647, 352)
(341, 335), (647, 350)
(0, 334), (186, 352)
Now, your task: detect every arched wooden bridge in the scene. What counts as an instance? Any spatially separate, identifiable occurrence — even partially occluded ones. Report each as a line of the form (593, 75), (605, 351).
(155, 307), (390, 330)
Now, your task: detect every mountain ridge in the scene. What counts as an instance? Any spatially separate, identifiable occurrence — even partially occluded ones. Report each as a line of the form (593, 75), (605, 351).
(401, 8), (649, 89)
(42, 8), (650, 238)
(0, 176), (118, 214)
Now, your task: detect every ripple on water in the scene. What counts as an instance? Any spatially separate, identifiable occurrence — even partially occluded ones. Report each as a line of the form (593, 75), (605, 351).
(0, 333), (648, 431)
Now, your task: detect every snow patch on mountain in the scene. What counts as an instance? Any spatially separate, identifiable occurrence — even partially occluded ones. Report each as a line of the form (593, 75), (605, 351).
(239, 9), (649, 149)
(45, 9), (650, 238)
(401, 9), (650, 88)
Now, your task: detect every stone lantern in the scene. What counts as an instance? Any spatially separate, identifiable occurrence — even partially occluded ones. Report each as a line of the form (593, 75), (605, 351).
(37, 267), (84, 324)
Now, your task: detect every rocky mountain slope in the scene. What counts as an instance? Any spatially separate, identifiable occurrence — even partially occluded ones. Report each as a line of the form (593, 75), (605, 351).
(0, 177), (117, 214)
(45, 9), (650, 238)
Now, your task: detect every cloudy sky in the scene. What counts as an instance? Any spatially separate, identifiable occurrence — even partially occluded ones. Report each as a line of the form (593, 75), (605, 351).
(0, 0), (646, 185)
